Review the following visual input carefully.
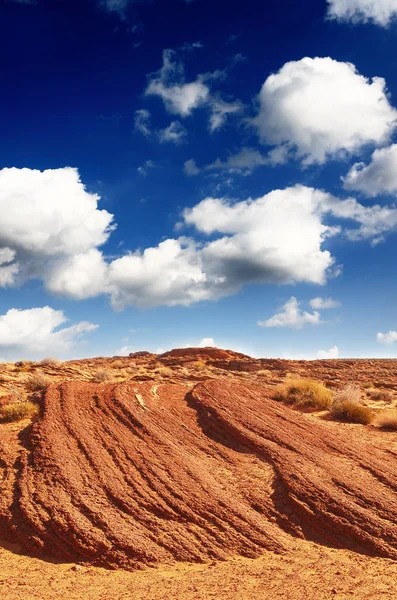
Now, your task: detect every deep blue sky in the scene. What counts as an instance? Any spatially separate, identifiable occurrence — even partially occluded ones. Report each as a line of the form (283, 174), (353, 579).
(1, 0), (397, 360)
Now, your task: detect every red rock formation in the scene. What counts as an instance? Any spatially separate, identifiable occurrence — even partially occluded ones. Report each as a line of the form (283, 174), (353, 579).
(0, 377), (396, 570)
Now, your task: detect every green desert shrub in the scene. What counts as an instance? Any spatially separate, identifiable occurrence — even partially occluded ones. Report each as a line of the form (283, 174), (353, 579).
(0, 402), (39, 422)
(274, 378), (333, 410)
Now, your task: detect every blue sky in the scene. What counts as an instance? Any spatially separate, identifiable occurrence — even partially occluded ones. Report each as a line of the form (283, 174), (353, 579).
(1, 0), (397, 360)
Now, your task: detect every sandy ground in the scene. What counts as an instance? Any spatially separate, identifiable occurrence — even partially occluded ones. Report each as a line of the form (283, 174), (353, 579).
(1, 539), (397, 600)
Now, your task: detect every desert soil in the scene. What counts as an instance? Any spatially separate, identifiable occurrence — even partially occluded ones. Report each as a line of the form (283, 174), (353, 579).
(0, 348), (397, 599)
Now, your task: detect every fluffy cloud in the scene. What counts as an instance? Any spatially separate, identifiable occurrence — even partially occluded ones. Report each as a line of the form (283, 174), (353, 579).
(145, 49), (240, 131)
(377, 330), (397, 344)
(146, 50), (209, 116)
(199, 338), (216, 347)
(309, 297), (340, 309)
(4, 169), (397, 310)
(317, 345), (340, 359)
(343, 144), (397, 197)
(0, 307), (97, 360)
(106, 238), (210, 309)
(327, 0), (397, 26)
(254, 57), (397, 165)
(0, 167), (114, 296)
(108, 185), (397, 309)
(258, 297), (321, 329)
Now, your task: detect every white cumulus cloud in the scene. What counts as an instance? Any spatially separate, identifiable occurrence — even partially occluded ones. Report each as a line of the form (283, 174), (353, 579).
(0, 306), (97, 360)
(343, 144), (397, 197)
(199, 338), (216, 347)
(377, 330), (397, 344)
(4, 169), (397, 310)
(327, 0), (397, 26)
(317, 345), (340, 359)
(309, 297), (340, 309)
(254, 57), (397, 165)
(258, 297), (321, 329)
(0, 167), (114, 296)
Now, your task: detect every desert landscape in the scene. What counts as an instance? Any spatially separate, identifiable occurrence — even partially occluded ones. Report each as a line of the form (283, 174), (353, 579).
(0, 347), (397, 599)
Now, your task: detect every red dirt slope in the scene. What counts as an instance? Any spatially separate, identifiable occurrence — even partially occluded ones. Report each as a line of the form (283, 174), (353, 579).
(1, 377), (397, 570)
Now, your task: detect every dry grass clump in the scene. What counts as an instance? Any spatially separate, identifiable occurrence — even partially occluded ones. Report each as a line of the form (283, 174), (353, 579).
(0, 401), (39, 422)
(155, 366), (173, 377)
(194, 360), (207, 370)
(93, 369), (112, 383)
(15, 360), (34, 368)
(40, 357), (61, 367)
(14, 360), (35, 372)
(367, 390), (393, 403)
(333, 384), (362, 405)
(25, 373), (50, 392)
(257, 369), (272, 377)
(331, 385), (374, 425)
(375, 410), (397, 431)
(111, 360), (125, 369)
(274, 378), (333, 410)
(362, 381), (374, 389)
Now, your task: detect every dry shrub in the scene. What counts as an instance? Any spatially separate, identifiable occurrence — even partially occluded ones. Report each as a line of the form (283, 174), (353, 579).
(274, 378), (333, 410)
(362, 381), (374, 389)
(331, 401), (374, 425)
(257, 369), (272, 377)
(331, 385), (374, 424)
(375, 410), (397, 431)
(367, 390), (393, 403)
(14, 360), (35, 372)
(40, 357), (61, 367)
(194, 360), (207, 370)
(333, 384), (362, 405)
(15, 360), (34, 368)
(111, 360), (124, 369)
(25, 373), (50, 392)
(0, 401), (39, 422)
(93, 369), (111, 383)
(155, 366), (173, 377)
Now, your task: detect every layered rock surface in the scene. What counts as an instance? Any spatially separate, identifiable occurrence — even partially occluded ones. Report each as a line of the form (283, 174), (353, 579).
(0, 373), (396, 569)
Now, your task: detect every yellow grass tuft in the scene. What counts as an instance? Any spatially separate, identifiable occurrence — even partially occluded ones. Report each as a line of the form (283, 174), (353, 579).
(274, 378), (333, 410)
(375, 409), (397, 431)
(92, 369), (112, 383)
(0, 402), (39, 422)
